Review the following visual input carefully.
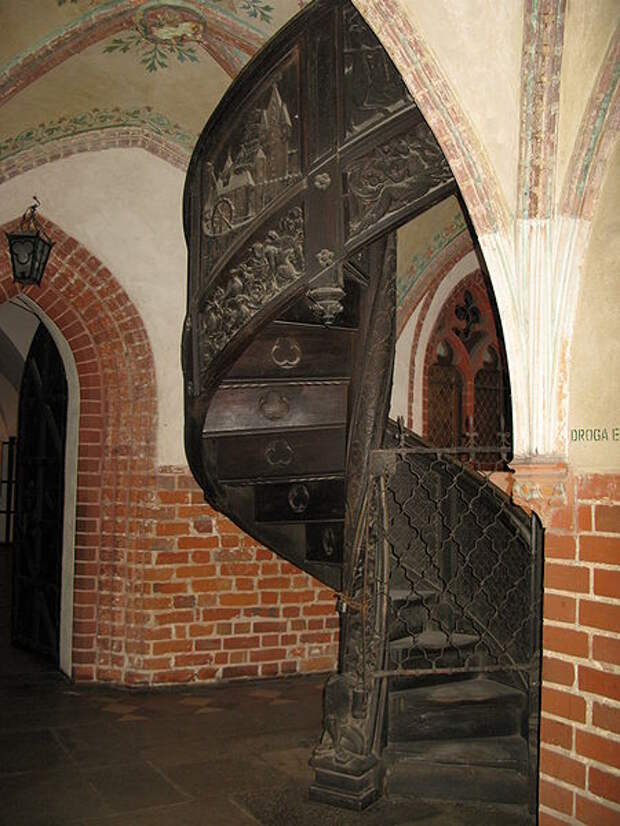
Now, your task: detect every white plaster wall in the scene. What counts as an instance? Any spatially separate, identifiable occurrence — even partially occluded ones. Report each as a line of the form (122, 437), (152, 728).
(391, 302), (422, 423)
(0, 374), (18, 439)
(0, 300), (40, 358)
(397, 0), (524, 218)
(568, 143), (620, 471)
(556, 0), (619, 206)
(0, 149), (187, 466)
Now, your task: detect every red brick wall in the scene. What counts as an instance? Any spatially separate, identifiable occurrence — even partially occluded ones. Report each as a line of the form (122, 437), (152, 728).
(3, 219), (618, 820)
(535, 472), (620, 825)
(1, 217), (159, 684)
(1, 219), (339, 687)
(134, 467), (339, 685)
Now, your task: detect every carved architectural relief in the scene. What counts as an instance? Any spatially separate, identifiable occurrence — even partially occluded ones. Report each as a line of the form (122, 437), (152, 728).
(343, 5), (413, 138)
(199, 206), (304, 378)
(344, 123), (454, 240)
(200, 58), (302, 271)
(312, 485), (385, 772)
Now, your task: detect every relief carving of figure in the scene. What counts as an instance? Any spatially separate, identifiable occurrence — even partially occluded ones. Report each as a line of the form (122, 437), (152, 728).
(200, 207), (304, 371)
(314, 672), (369, 766)
(347, 124), (453, 237)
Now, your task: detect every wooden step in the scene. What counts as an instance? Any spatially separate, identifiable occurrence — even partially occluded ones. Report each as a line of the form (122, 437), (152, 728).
(384, 735), (529, 805)
(390, 629), (479, 653)
(385, 734), (528, 769)
(388, 629), (480, 667)
(226, 321), (355, 381)
(211, 427), (346, 483)
(204, 380), (348, 435)
(388, 676), (526, 742)
(389, 587), (438, 602)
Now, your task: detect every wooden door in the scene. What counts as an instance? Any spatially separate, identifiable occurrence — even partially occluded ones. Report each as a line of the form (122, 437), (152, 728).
(12, 324), (68, 663)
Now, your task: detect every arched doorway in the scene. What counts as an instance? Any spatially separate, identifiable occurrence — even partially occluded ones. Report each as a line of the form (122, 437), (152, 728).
(12, 323), (68, 665)
(0, 296), (79, 679)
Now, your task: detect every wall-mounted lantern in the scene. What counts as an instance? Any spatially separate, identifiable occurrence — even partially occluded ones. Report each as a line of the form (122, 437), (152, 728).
(5, 196), (54, 287)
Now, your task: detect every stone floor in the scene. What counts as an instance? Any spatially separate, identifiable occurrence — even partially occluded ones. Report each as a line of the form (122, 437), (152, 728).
(0, 542), (532, 825)
(0, 656), (534, 826)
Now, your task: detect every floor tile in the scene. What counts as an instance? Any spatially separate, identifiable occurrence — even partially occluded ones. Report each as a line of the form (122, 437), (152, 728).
(163, 755), (291, 801)
(80, 797), (258, 826)
(0, 728), (72, 774)
(83, 761), (188, 813)
(0, 768), (110, 826)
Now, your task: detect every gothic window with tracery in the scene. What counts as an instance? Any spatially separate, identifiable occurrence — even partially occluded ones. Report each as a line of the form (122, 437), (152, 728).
(423, 272), (511, 464)
(427, 341), (462, 447)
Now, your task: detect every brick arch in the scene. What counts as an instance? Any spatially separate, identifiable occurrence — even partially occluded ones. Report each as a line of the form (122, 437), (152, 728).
(0, 216), (158, 682)
(405, 247), (479, 431)
(355, 0), (510, 236)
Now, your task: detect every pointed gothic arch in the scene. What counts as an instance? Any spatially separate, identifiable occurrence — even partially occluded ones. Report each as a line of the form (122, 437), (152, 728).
(0, 217), (158, 682)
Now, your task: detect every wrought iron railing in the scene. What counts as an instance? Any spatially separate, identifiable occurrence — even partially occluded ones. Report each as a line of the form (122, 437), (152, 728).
(369, 445), (542, 687)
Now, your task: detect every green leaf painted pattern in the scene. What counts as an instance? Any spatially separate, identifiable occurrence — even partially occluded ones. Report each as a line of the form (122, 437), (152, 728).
(0, 107), (197, 162)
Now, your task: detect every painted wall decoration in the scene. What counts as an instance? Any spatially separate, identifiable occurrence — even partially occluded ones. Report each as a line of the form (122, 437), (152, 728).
(0, 107), (197, 162)
(217, 1), (275, 24)
(53, 1), (275, 72)
(396, 207), (467, 310)
(104, 5), (207, 71)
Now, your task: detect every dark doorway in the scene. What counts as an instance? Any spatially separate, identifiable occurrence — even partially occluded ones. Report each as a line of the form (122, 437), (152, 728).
(11, 323), (68, 665)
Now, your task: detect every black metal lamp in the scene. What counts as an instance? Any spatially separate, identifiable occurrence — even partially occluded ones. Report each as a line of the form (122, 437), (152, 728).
(5, 196), (54, 287)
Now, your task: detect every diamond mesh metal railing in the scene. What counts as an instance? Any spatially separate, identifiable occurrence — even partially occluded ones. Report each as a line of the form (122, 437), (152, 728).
(369, 446), (542, 684)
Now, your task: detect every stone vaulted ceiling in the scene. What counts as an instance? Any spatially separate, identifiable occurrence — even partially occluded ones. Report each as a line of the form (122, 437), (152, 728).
(0, 0), (470, 316)
(0, 0), (309, 165)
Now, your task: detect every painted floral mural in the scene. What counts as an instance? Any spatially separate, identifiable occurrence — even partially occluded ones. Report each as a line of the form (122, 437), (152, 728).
(104, 6), (206, 72)
(55, 0), (277, 71)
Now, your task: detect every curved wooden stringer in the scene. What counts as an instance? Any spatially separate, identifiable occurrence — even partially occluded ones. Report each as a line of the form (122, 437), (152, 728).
(182, 0), (455, 591)
(183, 0), (541, 818)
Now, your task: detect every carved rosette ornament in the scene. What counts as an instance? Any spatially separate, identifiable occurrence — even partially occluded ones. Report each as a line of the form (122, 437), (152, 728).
(345, 122), (454, 240)
(199, 206), (304, 382)
(264, 439), (293, 468)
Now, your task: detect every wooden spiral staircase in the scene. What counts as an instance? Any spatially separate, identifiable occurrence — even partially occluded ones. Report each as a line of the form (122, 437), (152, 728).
(182, 1), (542, 819)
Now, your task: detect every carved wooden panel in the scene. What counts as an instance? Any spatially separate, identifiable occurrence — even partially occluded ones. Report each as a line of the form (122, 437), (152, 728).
(343, 4), (414, 140)
(199, 50), (302, 278)
(214, 427), (346, 482)
(198, 205), (305, 379)
(343, 121), (454, 243)
(203, 381), (348, 435)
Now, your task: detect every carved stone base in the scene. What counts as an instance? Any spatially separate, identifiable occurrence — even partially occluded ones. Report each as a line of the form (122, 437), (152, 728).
(309, 759), (382, 810)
